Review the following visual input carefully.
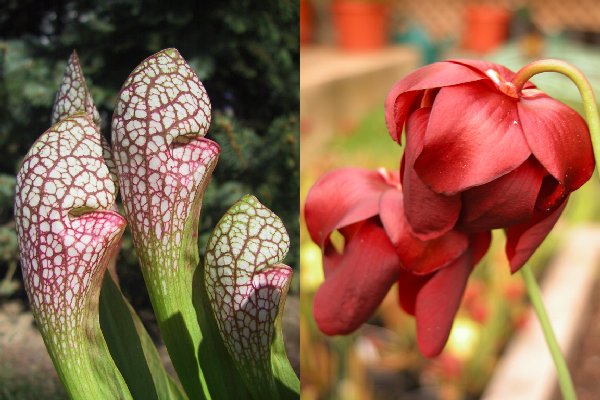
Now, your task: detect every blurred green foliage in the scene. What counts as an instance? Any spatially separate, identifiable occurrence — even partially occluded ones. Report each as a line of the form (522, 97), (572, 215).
(0, 0), (299, 305)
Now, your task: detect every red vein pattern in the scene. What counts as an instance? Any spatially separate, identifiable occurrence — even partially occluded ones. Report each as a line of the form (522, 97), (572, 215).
(51, 51), (118, 190)
(112, 48), (219, 288)
(51, 50), (101, 127)
(14, 114), (125, 359)
(205, 195), (292, 384)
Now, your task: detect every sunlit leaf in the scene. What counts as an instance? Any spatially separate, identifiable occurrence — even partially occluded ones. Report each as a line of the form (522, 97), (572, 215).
(100, 274), (188, 400)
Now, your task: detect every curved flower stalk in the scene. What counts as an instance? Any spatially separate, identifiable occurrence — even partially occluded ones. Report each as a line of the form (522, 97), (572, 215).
(112, 48), (221, 398)
(205, 195), (299, 399)
(14, 114), (131, 399)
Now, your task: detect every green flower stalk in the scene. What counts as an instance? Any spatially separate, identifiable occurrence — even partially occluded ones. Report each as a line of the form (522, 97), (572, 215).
(14, 114), (131, 399)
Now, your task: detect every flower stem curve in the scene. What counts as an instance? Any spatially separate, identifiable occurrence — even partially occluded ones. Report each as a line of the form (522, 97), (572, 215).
(512, 58), (600, 400)
(512, 59), (600, 171)
(520, 265), (576, 400)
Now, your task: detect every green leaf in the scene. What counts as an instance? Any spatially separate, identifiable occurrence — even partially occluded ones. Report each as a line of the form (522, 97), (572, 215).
(99, 274), (188, 400)
(204, 195), (299, 399)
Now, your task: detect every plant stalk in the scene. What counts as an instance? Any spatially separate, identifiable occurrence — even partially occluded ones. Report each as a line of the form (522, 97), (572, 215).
(512, 59), (600, 169)
(520, 265), (576, 400)
(512, 58), (600, 400)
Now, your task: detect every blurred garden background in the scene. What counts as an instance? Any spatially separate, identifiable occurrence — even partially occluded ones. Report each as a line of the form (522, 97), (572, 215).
(0, 1), (299, 399)
(300, 0), (600, 399)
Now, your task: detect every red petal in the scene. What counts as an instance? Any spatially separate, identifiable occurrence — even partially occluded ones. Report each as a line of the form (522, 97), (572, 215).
(518, 90), (595, 191)
(471, 231), (493, 264)
(459, 157), (546, 232)
(385, 62), (487, 143)
(536, 175), (567, 211)
(415, 82), (531, 194)
(449, 60), (537, 94)
(313, 220), (400, 335)
(380, 188), (468, 275)
(397, 231), (489, 317)
(403, 107), (461, 239)
(397, 268), (429, 316)
(449, 59), (516, 81)
(305, 168), (391, 247)
(505, 198), (568, 273)
(385, 91), (422, 143)
(415, 249), (474, 357)
(321, 221), (364, 277)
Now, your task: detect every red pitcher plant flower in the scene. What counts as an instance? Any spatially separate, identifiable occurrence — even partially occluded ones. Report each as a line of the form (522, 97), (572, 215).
(305, 167), (490, 356)
(385, 59), (594, 271)
(307, 59), (596, 360)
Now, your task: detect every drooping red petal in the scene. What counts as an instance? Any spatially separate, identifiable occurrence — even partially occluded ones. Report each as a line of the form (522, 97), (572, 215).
(414, 249), (474, 357)
(505, 198), (568, 273)
(471, 231), (493, 264)
(403, 107), (461, 239)
(313, 220), (400, 335)
(379, 189), (468, 275)
(415, 81), (531, 195)
(459, 157), (546, 232)
(397, 268), (429, 316)
(397, 231), (490, 318)
(305, 168), (392, 247)
(518, 89), (595, 191)
(320, 221), (364, 277)
(385, 62), (488, 143)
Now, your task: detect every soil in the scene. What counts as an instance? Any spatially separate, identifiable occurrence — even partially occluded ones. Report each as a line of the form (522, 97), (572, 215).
(0, 295), (300, 400)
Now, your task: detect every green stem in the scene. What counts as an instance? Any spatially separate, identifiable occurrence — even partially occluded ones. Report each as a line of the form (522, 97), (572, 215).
(512, 58), (600, 400)
(37, 277), (133, 400)
(520, 265), (576, 400)
(512, 59), (600, 169)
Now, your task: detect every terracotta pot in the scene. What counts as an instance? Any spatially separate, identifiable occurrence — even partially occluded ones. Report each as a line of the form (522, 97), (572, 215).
(331, 1), (389, 52)
(300, 0), (313, 45)
(463, 5), (511, 53)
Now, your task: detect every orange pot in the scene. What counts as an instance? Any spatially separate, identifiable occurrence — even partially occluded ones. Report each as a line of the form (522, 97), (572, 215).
(463, 5), (511, 53)
(300, 0), (313, 45)
(331, 1), (389, 52)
